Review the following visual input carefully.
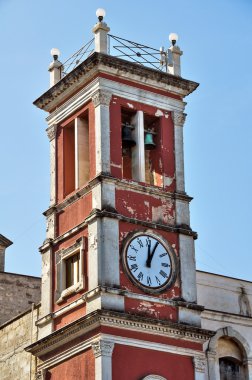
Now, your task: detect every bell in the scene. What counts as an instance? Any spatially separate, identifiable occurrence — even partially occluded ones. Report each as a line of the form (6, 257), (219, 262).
(144, 132), (156, 150)
(122, 124), (136, 148)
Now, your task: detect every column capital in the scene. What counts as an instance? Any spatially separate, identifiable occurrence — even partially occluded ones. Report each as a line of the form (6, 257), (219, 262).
(36, 369), (46, 380)
(92, 89), (112, 107)
(46, 124), (58, 141)
(172, 111), (186, 127)
(91, 339), (115, 358)
(193, 356), (206, 373)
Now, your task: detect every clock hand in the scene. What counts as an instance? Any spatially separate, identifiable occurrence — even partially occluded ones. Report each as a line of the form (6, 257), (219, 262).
(146, 240), (151, 268)
(146, 241), (159, 268)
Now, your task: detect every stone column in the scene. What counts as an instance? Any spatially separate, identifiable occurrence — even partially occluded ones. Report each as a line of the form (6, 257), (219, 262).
(193, 356), (207, 380)
(245, 358), (252, 380)
(91, 339), (115, 380)
(206, 350), (219, 380)
(92, 89), (112, 175)
(131, 110), (145, 182)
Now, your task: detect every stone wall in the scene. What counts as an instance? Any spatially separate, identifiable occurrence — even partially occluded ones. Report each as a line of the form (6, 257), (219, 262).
(0, 305), (40, 380)
(0, 272), (41, 325)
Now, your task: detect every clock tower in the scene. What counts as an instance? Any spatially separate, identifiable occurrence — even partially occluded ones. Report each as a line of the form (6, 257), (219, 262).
(27, 10), (213, 380)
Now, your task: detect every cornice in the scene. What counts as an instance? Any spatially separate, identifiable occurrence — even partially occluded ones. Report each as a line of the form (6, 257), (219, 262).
(26, 310), (214, 357)
(33, 52), (199, 113)
(43, 173), (193, 217)
(0, 234), (13, 248)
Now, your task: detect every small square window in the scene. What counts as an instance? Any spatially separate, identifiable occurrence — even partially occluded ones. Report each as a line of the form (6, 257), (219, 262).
(55, 238), (85, 303)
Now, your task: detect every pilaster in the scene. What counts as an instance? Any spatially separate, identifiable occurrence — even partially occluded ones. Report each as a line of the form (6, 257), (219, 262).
(173, 111), (186, 193)
(46, 124), (57, 206)
(91, 339), (114, 380)
(92, 89), (112, 175)
(193, 356), (207, 380)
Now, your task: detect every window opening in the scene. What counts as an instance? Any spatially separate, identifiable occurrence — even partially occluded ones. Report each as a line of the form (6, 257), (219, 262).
(219, 357), (245, 380)
(63, 113), (89, 197)
(65, 252), (80, 288)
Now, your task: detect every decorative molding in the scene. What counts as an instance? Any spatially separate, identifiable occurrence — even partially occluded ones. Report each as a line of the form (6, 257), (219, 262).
(34, 52), (198, 112)
(36, 369), (46, 380)
(172, 111), (186, 127)
(92, 89), (112, 107)
(46, 124), (58, 141)
(91, 339), (115, 358)
(26, 310), (214, 357)
(142, 376), (167, 380)
(193, 356), (206, 373)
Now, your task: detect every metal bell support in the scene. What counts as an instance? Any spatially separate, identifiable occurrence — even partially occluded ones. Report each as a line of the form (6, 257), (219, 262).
(144, 131), (156, 150)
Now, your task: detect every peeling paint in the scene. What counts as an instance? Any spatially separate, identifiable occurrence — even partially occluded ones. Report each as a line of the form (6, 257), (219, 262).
(127, 103), (134, 109)
(155, 109), (164, 117)
(164, 175), (175, 187)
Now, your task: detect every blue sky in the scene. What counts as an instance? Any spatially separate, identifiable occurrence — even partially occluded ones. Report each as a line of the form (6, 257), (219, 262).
(0, 0), (251, 280)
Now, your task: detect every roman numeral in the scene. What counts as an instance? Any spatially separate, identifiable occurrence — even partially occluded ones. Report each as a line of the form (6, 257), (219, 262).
(146, 237), (151, 247)
(130, 244), (138, 253)
(159, 252), (168, 258)
(128, 255), (136, 261)
(161, 263), (170, 267)
(155, 276), (161, 285)
(147, 276), (152, 286)
(130, 264), (138, 272)
(137, 272), (143, 281)
(159, 270), (168, 278)
(137, 238), (143, 248)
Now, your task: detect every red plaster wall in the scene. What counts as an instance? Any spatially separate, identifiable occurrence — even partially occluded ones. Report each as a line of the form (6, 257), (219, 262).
(112, 344), (194, 380)
(54, 303), (86, 330)
(57, 193), (92, 236)
(124, 298), (177, 321)
(116, 189), (175, 225)
(101, 325), (202, 351)
(46, 348), (95, 380)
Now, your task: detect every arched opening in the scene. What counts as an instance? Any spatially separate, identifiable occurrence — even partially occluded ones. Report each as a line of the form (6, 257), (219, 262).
(218, 337), (247, 380)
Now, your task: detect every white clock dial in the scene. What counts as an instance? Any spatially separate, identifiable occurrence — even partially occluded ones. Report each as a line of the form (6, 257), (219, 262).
(122, 233), (176, 293)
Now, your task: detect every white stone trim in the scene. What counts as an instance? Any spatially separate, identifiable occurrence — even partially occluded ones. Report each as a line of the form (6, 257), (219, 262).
(55, 238), (85, 303)
(179, 234), (197, 303)
(92, 89), (112, 174)
(142, 376), (167, 380)
(46, 77), (185, 128)
(131, 110), (145, 182)
(173, 111), (186, 192)
(91, 339), (114, 380)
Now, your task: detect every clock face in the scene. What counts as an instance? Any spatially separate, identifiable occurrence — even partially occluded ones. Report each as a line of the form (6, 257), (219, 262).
(122, 232), (176, 293)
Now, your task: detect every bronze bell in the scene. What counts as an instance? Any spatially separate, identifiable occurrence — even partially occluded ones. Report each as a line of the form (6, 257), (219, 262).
(122, 124), (136, 148)
(144, 132), (156, 150)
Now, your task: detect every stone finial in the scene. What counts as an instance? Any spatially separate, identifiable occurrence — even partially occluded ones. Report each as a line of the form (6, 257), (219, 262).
(0, 234), (13, 272)
(48, 48), (63, 87)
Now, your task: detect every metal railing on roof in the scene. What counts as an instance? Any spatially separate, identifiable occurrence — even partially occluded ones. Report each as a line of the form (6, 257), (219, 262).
(61, 34), (168, 76)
